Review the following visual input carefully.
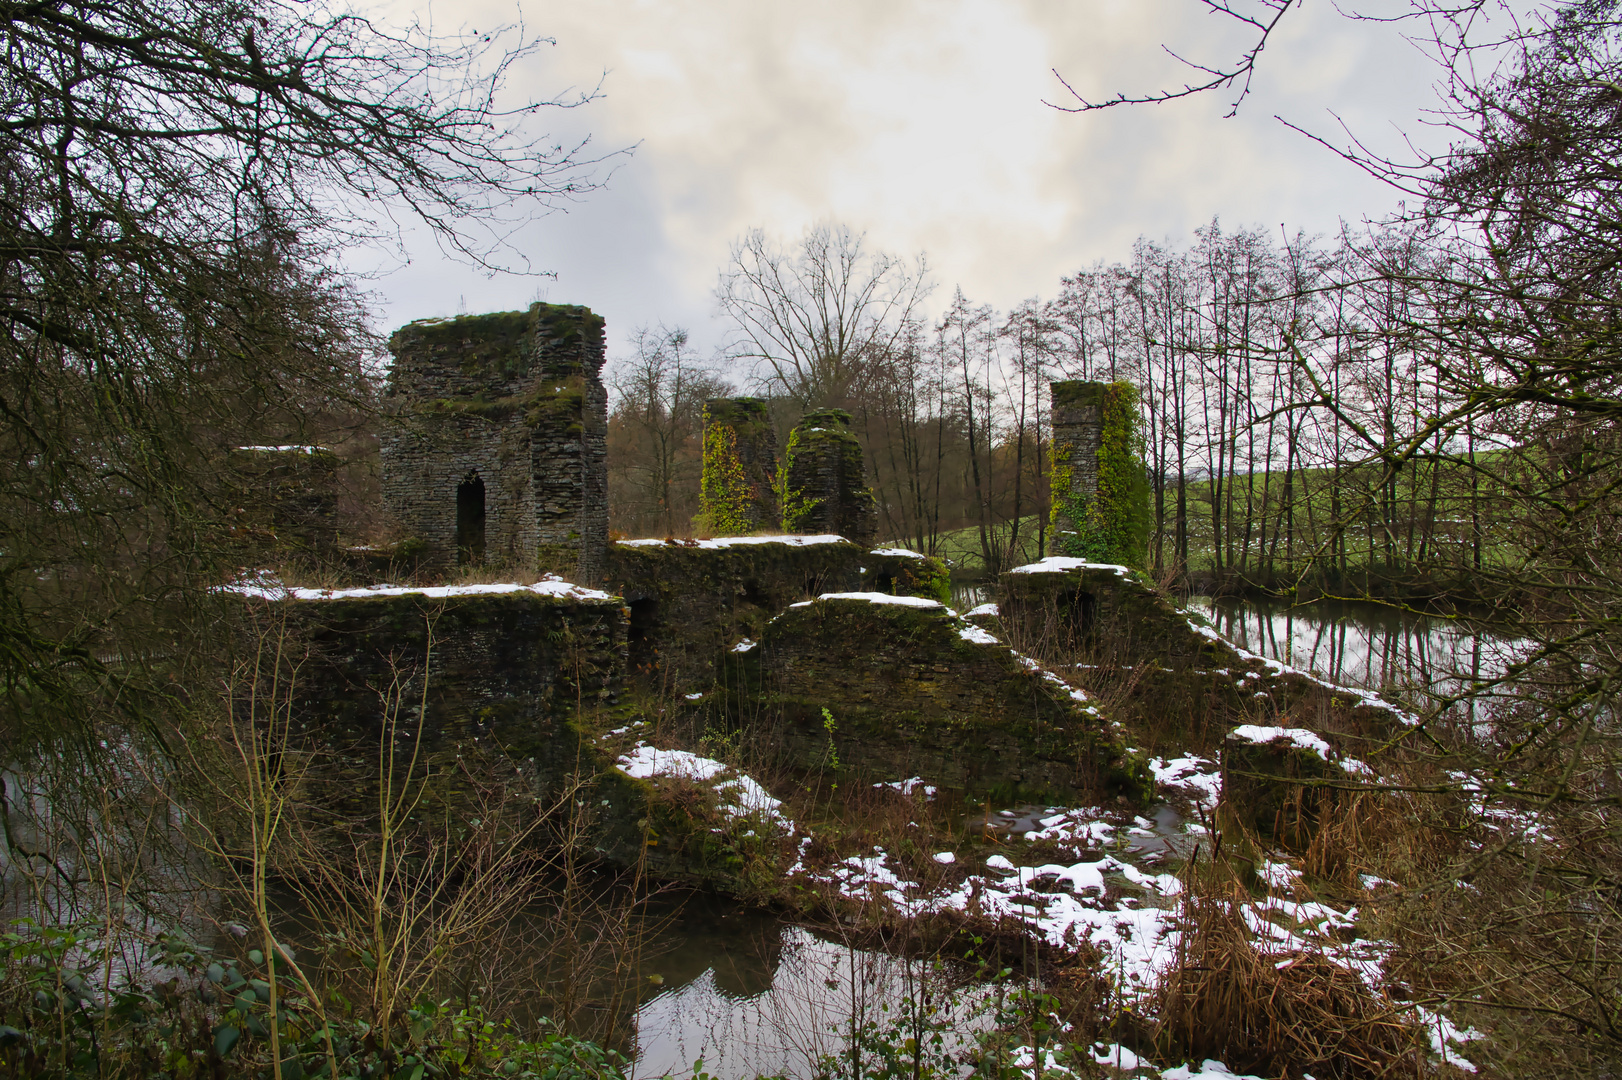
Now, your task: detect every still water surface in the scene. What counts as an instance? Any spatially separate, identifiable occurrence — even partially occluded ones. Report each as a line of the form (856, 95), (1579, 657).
(631, 898), (992, 1080)
(1186, 595), (1522, 696)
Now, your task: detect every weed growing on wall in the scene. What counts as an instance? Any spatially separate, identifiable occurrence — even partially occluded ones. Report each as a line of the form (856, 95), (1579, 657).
(779, 424), (823, 533)
(697, 422), (756, 535)
(1052, 381), (1150, 568)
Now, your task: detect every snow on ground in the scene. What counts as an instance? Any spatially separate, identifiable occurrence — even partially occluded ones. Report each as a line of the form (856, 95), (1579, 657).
(959, 623), (1001, 645)
(869, 547), (926, 558)
(618, 534), (847, 549)
(875, 777), (937, 798)
(790, 794), (1479, 1074)
(965, 601), (999, 618)
(1450, 769), (1552, 845)
(1146, 756), (1222, 812)
(799, 591), (946, 608)
(615, 744), (794, 833)
(617, 746), (726, 782)
(235, 444), (329, 453)
(1229, 725), (1333, 758)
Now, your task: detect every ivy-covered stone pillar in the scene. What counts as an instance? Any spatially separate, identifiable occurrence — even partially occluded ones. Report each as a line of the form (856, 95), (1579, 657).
(1050, 380), (1150, 568)
(697, 397), (779, 535)
(782, 408), (877, 543)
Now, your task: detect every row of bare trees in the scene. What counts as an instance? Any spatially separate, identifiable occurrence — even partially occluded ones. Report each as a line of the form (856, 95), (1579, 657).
(605, 221), (1514, 598)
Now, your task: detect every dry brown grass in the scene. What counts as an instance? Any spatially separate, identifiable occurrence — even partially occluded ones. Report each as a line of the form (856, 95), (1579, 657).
(1150, 857), (1428, 1079)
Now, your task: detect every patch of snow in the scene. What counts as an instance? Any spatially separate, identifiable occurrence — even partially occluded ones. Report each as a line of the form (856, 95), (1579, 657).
(817, 591), (944, 608)
(869, 547), (926, 558)
(617, 534), (847, 549)
(618, 745), (792, 832)
(876, 777), (937, 798)
(933, 852), (956, 865)
(617, 746), (726, 782)
(1229, 725), (1333, 759)
(1006, 556), (1134, 577)
(965, 601), (999, 618)
(1148, 755), (1222, 810)
(235, 444), (329, 454)
(1160, 1063), (1265, 1079)
(684, 692), (703, 700)
(1089, 1044), (1141, 1070)
(224, 574), (618, 604)
(1258, 860), (1302, 891)
(959, 623), (1001, 645)
(730, 638), (756, 653)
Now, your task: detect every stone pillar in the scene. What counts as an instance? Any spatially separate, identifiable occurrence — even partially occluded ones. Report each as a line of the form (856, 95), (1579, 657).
(699, 397), (779, 535)
(1050, 380), (1105, 537)
(782, 408), (877, 544)
(1048, 380), (1148, 567)
(380, 303), (608, 582)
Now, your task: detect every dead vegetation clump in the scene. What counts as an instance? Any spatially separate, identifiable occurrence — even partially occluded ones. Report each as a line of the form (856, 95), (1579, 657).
(1148, 858), (1427, 1079)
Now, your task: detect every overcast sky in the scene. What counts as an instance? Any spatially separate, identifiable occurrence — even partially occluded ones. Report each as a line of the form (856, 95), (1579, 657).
(357, 0), (1499, 367)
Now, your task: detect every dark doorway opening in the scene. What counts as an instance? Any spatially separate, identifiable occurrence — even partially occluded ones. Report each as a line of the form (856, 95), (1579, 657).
(627, 597), (660, 677)
(456, 474), (486, 565)
(1062, 589), (1097, 638)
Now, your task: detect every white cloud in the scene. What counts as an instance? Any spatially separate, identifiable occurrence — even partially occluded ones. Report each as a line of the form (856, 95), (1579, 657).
(358, 0), (1475, 359)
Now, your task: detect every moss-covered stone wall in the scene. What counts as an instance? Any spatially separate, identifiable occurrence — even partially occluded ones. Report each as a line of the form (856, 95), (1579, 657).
(266, 586), (628, 819)
(602, 539), (950, 692)
(698, 398), (779, 534)
(380, 304), (609, 580)
(998, 557), (1410, 764)
(226, 446), (341, 554)
(746, 594), (1150, 802)
(781, 409), (877, 543)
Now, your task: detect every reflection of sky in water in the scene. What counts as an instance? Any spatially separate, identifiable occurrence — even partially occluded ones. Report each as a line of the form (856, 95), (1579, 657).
(634, 924), (990, 1080)
(1186, 596), (1525, 697)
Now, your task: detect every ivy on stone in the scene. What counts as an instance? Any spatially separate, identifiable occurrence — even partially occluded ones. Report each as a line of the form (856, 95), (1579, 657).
(1052, 381), (1151, 568)
(697, 422), (756, 535)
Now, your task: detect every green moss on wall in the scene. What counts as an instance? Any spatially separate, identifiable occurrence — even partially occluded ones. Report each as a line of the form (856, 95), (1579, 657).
(698, 423), (756, 535)
(1052, 381), (1151, 568)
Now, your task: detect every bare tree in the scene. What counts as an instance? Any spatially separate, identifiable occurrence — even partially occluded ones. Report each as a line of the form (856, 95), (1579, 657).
(717, 223), (931, 410)
(607, 326), (729, 537)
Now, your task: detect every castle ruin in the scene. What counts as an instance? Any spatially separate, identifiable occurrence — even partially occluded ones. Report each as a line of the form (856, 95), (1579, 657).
(380, 304), (609, 581)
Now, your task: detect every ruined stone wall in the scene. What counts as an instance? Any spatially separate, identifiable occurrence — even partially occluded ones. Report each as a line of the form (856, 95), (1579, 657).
(1050, 381), (1103, 535)
(749, 594), (1148, 801)
(380, 304), (608, 580)
(782, 409), (876, 544)
(699, 397), (779, 534)
(227, 445), (341, 553)
(997, 557), (1411, 762)
(602, 538), (948, 692)
(259, 584), (628, 817)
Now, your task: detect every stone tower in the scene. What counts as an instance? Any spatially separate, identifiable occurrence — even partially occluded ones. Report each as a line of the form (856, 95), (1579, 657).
(380, 304), (608, 581)
(699, 397), (779, 534)
(782, 408), (877, 544)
